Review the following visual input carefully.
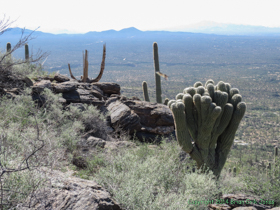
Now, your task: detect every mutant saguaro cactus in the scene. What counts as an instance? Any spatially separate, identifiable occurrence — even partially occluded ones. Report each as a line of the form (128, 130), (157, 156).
(168, 79), (246, 178)
(142, 42), (169, 105)
(68, 44), (106, 83)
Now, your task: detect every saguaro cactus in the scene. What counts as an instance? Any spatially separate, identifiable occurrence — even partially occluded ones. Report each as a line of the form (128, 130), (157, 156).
(142, 42), (169, 104)
(25, 44), (29, 62)
(6, 42), (11, 53)
(142, 81), (150, 102)
(68, 44), (106, 83)
(168, 79), (246, 178)
(153, 42), (162, 103)
(6, 42), (12, 60)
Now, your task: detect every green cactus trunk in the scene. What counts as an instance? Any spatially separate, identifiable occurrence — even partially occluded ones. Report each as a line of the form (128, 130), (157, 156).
(142, 81), (150, 102)
(6, 42), (12, 60)
(168, 80), (246, 178)
(6, 42), (11, 53)
(25, 44), (29, 62)
(153, 42), (162, 103)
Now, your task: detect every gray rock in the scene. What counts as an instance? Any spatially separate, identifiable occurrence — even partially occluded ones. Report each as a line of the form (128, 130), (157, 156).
(32, 80), (52, 94)
(53, 73), (70, 82)
(66, 103), (86, 112)
(123, 100), (174, 127)
(62, 89), (81, 103)
(106, 97), (174, 139)
(62, 89), (105, 106)
(107, 100), (141, 134)
(23, 76), (33, 87)
(16, 169), (122, 210)
(52, 81), (77, 93)
(84, 136), (106, 148)
(92, 82), (121, 95)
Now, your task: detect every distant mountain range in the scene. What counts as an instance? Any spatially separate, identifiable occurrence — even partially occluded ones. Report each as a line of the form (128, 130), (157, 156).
(2, 21), (280, 38)
(1, 24), (280, 76)
(163, 21), (280, 36)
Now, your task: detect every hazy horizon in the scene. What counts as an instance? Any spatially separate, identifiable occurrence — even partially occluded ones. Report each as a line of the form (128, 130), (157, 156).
(2, 0), (280, 34)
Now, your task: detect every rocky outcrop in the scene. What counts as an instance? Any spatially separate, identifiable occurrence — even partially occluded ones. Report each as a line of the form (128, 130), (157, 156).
(29, 73), (120, 108)
(16, 169), (122, 210)
(3, 73), (174, 140)
(105, 95), (174, 141)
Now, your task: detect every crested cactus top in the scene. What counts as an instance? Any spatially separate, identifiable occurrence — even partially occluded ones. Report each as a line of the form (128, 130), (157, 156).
(168, 79), (246, 178)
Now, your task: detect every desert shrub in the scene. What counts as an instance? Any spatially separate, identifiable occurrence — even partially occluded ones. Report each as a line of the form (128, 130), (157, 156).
(0, 49), (51, 80)
(0, 88), (82, 208)
(95, 139), (221, 210)
(241, 157), (280, 206)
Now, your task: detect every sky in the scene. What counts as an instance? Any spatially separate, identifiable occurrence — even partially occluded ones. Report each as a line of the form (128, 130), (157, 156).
(1, 0), (280, 34)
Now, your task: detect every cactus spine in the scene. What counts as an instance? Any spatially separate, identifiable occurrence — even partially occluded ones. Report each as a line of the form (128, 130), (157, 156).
(142, 81), (150, 102)
(25, 44), (29, 62)
(153, 42), (162, 103)
(168, 79), (246, 178)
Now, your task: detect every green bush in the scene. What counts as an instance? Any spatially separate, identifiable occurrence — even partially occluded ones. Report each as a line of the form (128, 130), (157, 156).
(95, 140), (222, 210)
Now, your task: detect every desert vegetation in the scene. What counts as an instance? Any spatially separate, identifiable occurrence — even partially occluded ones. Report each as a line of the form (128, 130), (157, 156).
(0, 18), (280, 209)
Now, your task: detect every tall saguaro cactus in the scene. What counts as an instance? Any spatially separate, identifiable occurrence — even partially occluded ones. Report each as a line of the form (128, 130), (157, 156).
(6, 42), (12, 60)
(6, 42), (11, 53)
(68, 44), (106, 83)
(153, 42), (162, 103)
(142, 42), (169, 104)
(25, 44), (29, 62)
(168, 79), (246, 178)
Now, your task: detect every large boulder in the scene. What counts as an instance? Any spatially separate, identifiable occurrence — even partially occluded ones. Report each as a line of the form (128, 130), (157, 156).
(92, 82), (121, 96)
(53, 72), (70, 82)
(16, 169), (122, 210)
(105, 95), (175, 141)
(29, 76), (120, 108)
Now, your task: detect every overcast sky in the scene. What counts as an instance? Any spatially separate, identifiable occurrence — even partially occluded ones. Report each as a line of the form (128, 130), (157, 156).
(2, 0), (280, 34)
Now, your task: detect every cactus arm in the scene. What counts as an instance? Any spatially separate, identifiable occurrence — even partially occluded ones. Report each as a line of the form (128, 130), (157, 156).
(142, 81), (150, 102)
(170, 100), (204, 168)
(153, 42), (162, 103)
(215, 102), (246, 176)
(171, 102), (193, 154)
(68, 64), (77, 80)
(183, 94), (197, 140)
(90, 44), (106, 83)
(81, 50), (88, 82)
